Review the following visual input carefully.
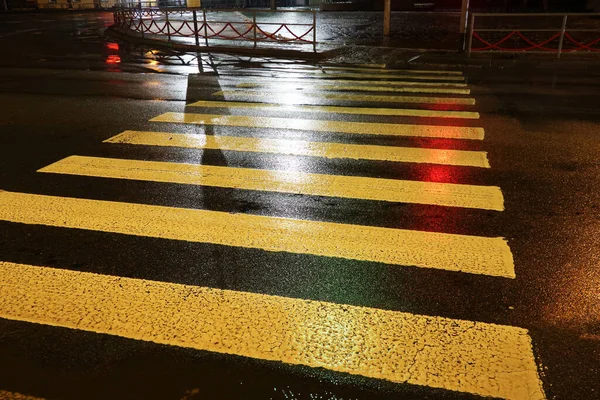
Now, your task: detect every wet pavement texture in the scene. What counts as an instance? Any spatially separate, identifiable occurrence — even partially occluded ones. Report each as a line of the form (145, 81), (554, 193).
(1, 10), (600, 400)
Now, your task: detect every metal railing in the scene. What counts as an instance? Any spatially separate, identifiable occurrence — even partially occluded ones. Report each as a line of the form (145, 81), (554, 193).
(113, 6), (317, 51)
(467, 12), (600, 58)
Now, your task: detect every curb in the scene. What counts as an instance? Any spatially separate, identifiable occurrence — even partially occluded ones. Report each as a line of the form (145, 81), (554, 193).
(407, 54), (600, 71)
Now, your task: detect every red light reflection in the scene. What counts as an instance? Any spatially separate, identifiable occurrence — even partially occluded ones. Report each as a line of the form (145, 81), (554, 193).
(106, 55), (121, 64)
(427, 103), (460, 111)
(106, 42), (119, 51)
(421, 165), (455, 183)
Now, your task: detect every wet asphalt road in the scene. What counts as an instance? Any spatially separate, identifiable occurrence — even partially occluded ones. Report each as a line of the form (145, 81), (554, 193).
(1, 10), (600, 400)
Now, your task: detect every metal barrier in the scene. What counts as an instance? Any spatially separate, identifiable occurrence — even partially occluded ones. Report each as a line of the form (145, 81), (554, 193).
(468, 12), (600, 58)
(113, 6), (317, 51)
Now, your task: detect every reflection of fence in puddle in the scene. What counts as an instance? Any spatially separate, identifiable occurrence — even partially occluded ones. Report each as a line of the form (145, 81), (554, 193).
(113, 7), (317, 51)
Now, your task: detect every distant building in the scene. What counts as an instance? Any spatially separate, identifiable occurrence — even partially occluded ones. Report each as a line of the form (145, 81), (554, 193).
(34, 0), (117, 9)
(317, 0), (597, 12)
(21, 0), (599, 9)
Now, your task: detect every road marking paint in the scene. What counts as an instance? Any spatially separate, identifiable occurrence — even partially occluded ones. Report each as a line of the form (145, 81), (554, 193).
(152, 113), (483, 139)
(39, 156), (502, 210)
(0, 390), (44, 400)
(213, 90), (476, 106)
(359, 63), (386, 68)
(184, 101), (480, 120)
(303, 72), (465, 81)
(219, 74), (467, 88)
(0, 190), (514, 277)
(580, 333), (600, 341)
(0, 261), (543, 399)
(256, 64), (463, 75)
(0, 29), (38, 38)
(220, 76), (469, 88)
(105, 130), (490, 168)
(355, 63), (387, 68)
(235, 82), (471, 95)
(225, 69), (465, 81)
(318, 66), (463, 75)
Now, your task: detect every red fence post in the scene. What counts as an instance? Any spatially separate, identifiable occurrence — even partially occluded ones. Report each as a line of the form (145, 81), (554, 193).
(313, 10), (316, 52)
(253, 11), (257, 49)
(467, 12), (475, 57)
(459, 0), (470, 51)
(203, 9), (209, 47)
(165, 9), (171, 42)
(557, 15), (568, 59)
(139, 9), (145, 38)
(193, 9), (200, 46)
(383, 0), (390, 37)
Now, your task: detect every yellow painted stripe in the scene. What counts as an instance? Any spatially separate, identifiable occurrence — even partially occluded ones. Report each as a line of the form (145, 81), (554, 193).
(240, 69), (466, 81)
(39, 156), (502, 210)
(319, 66), (463, 75)
(357, 63), (386, 68)
(184, 101), (480, 120)
(0, 391), (44, 400)
(223, 77), (468, 88)
(261, 64), (463, 75)
(213, 90), (476, 106)
(105, 130), (490, 168)
(152, 113), (483, 139)
(236, 82), (471, 95)
(0, 190), (514, 277)
(0, 261), (544, 400)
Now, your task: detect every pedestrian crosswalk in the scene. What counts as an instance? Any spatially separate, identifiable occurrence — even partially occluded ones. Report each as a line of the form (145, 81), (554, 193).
(0, 63), (546, 399)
